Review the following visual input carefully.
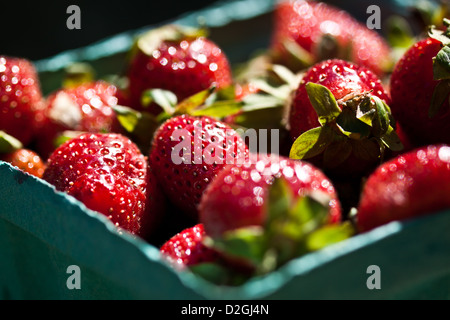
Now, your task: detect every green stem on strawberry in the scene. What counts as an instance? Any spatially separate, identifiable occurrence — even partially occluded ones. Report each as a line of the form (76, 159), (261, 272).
(272, 38), (316, 73)
(227, 63), (302, 138)
(385, 15), (416, 64)
(169, 86), (221, 116)
(430, 79), (450, 118)
(289, 82), (403, 169)
(413, 0), (449, 32)
(110, 87), (203, 148)
(62, 62), (96, 89)
(0, 131), (23, 154)
(53, 130), (89, 149)
(141, 88), (178, 116)
(428, 18), (450, 118)
(191, 177), (354, 285)
(432, 46), (450, 80)
(111, 105), (161, 152)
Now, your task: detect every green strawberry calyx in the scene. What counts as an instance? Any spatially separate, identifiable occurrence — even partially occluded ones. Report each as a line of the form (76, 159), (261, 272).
(0, 131), (23, 154)
(190, 177), (355, 285)
(232, 62), (302, 132)
(112, 85), (243, 152)
(428, 18), (450, 118)
(62, 62), (96, 89)
(289, 82), (403, 169)
(271, 37), (315, 72)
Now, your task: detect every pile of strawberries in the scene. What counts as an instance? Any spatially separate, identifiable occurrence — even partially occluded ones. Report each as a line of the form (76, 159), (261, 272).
(1, 0), (450, 286)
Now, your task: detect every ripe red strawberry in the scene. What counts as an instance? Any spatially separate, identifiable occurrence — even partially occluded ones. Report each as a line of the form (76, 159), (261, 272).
(0, 148), (45, 178)
(357, 144), (450, 232)
(159, 222), (256, 284)
(289, 59), (391, 140)
(149, 114), (249, 219)
(43, 133), (164, 238)
(389, 36), (450, 147)
(37, 81), (123, 158)
(195, 155), (355, 282)
(126, 25), (233, 114)
(0, 56), (45, 145)
(288, 59), (403, 179)
(160, 223), (218, 268)
(270, 0), (392, 76)
(199, 155), (342, 238)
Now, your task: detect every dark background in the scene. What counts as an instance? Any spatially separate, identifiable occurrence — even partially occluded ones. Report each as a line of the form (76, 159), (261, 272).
(0, 0), (220, 61)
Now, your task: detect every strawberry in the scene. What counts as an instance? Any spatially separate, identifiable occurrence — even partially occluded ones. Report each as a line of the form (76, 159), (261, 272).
(0, 148), (45, 178)
(159, 222), (257, 284)
(149, 114), (249, 219)
(199, 155), (342, 238)
(270, 0), (392, 76)
(125, 24), (233, 114)
(289, 59), (391, 140)
(389, 23), (450, 147)
(288, 59), (403, 179)
(160, 223), (218, 268)
(196, 155), (353, 282)
(356, 144), (450, 232)
(37, 80), (123, 158)
(43, 133), (164, 238)
(0, 56), (45, 145)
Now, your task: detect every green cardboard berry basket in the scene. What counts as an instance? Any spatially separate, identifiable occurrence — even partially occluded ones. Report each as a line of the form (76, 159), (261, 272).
(1, 0), (450, 300)
(1, 161), (450, 300)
